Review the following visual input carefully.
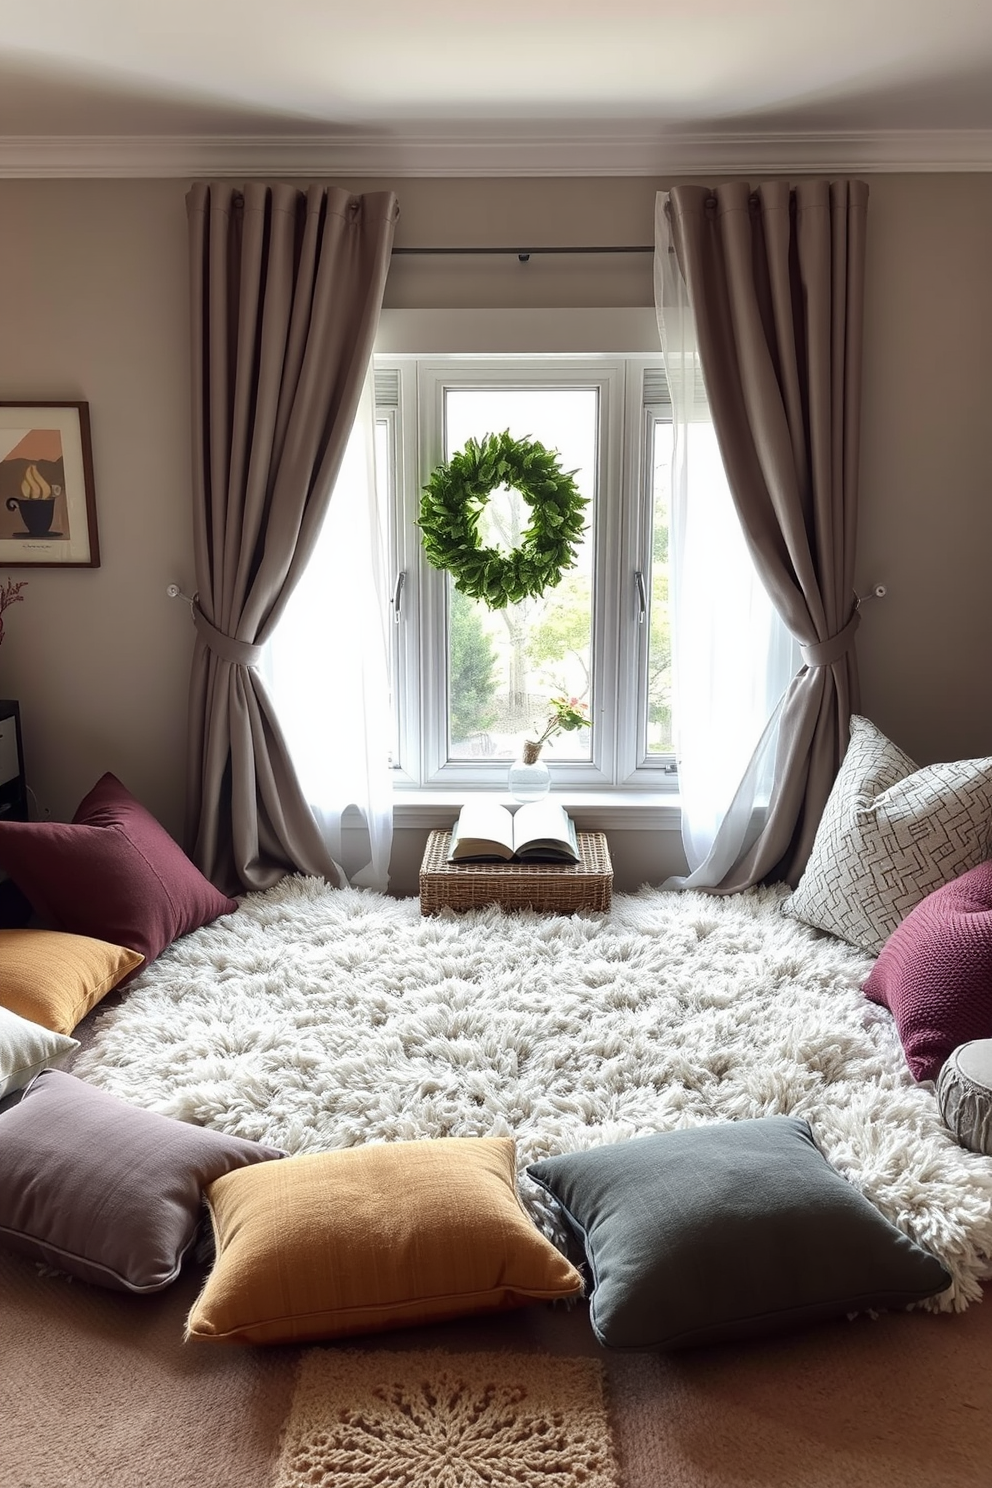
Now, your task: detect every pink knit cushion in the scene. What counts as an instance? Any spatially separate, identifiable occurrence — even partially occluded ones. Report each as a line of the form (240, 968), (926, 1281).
(863, 860), (992, 1082)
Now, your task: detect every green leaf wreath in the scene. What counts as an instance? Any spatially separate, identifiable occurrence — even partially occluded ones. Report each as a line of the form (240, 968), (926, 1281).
(418, 430), (589, 610)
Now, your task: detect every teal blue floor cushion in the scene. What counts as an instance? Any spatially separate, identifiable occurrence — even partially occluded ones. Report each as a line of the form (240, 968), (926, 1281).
(527, 1115), (951, 1351)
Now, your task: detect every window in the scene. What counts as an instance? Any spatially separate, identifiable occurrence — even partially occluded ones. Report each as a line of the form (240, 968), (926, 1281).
(376, 350), (677, 794)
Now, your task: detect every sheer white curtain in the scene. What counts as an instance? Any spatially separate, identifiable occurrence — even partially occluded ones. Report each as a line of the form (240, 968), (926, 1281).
(655, 194), (799, 890)
(261, 377), (394, 890)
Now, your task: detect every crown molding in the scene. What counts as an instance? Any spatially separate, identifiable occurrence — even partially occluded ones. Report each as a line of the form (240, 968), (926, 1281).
(1, 128), (991, 178)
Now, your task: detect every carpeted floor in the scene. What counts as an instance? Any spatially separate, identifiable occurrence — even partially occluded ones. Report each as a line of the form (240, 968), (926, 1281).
(7, 881), (992, 1486)
(2, 1245), (990, 1488)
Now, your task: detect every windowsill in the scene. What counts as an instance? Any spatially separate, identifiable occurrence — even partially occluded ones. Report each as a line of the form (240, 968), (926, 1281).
(390, 788), (683, 831)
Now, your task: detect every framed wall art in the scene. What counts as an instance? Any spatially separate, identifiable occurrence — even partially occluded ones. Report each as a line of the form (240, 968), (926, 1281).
(0, 402), (100, 568)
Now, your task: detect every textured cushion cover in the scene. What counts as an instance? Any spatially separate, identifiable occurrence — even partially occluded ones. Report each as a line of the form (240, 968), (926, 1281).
(187, 1136), (584, 1346)
(0, 773), (237, 975)
(0, 1006), (78, 1099)
(0, 1070), (285, 1292)
(863, 860), (992, 1082)
(0, 928), (143, 1035)
(785, 716), (992, 954)
(527, 1116), (951, 1351)
(936, 1039), (992, 1156)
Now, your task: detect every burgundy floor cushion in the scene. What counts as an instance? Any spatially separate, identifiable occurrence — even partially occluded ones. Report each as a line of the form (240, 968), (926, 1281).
(0, 772), (238, 977)
(863, 859), (992, 1082)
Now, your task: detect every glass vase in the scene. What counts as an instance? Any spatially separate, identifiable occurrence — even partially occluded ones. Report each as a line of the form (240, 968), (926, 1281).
(508, 740), (551, 803)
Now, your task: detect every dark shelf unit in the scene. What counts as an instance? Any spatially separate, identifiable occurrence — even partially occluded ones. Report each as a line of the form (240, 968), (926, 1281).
(0, 700), (27, 822)
(0, 701), (30, 926)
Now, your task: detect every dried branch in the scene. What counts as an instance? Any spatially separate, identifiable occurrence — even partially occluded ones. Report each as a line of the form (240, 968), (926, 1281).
(0, 577), (27, 649)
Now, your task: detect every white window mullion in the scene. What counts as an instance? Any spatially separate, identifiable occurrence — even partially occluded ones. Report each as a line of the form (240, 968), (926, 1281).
(615, 365), (653, 783)
(585, 365), (624, 789)
(382, 359), (425, 787)
(417, 361), (452, 784)
(617, 362), (678, 785)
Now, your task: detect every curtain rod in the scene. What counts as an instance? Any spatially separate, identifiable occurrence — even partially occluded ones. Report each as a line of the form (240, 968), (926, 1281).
(392, 244), (654, 261)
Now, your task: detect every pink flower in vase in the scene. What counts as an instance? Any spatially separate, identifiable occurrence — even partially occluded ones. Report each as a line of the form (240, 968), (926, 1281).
(528, 695), (590, 749)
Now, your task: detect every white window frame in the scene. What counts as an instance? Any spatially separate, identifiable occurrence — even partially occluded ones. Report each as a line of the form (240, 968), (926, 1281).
(373, 310), (679, 800)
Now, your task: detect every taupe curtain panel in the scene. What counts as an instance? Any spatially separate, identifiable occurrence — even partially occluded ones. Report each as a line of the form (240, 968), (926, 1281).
(185, 181), (398, 895)
(664, 179), (868, 890)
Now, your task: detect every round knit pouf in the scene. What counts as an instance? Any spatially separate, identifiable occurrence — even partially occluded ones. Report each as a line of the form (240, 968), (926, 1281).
(936, 1039), (992, 1156)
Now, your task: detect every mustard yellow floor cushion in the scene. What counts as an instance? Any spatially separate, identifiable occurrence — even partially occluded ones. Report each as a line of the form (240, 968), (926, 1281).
(0, 929), (143, 1035)
(187, 1136), (583, 1345)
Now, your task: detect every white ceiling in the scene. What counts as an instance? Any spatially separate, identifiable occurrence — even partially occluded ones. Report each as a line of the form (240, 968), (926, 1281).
(4, 0), (992, 176)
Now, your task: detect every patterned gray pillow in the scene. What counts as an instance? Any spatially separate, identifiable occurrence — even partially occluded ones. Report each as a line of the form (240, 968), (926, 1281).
(784, 715), (992, 954)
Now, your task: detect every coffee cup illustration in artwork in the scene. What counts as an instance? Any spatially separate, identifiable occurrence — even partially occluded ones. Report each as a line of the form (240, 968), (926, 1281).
(6, 464), (58, 536)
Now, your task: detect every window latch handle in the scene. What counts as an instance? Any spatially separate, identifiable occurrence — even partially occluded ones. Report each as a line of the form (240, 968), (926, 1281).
(392, 570), (406, 623)
(634, 569), (647, 624)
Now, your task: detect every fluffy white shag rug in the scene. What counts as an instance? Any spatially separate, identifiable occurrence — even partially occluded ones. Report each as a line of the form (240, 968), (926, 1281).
(72, 877), (992, 1310)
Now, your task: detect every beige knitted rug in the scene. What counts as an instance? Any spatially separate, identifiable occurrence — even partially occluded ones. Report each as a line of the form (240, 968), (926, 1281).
(273, 1347), (620, 1488)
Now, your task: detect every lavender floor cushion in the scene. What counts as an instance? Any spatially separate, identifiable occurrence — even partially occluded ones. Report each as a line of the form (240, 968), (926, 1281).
(863, 860), (992, 1082)
(0, 1070), (285, 1291)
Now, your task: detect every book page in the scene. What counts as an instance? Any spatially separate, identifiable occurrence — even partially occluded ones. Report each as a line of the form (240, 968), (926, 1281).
(512, 798), (572, 848)
(448, 799), (515, 860)
(512, 800), (579, 860)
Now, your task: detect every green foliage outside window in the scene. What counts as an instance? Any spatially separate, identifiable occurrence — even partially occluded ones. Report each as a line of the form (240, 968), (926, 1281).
(525, 571), (591, 696)
(649, 519), (672, 750)
(448, 586), (499, 743)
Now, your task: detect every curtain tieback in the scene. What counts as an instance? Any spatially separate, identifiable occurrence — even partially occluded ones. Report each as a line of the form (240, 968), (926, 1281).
(192, 600), (263, 667)
(799, 611), (860, 669)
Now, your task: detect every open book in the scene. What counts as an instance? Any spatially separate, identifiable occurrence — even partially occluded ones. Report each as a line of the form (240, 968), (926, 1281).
(448, 798), (580, 864)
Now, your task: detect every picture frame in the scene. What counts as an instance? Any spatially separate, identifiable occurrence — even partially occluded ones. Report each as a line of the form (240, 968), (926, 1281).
(0, 402), (100, 568)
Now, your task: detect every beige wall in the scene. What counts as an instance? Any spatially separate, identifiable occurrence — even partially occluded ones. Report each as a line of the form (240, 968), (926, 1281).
(856, 175), (992, 765)
(0, 181), (192, 835)
(0, 173), (989, 893)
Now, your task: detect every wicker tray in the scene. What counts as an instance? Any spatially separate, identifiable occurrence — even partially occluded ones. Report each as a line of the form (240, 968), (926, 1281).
(419, 829), (613, 916)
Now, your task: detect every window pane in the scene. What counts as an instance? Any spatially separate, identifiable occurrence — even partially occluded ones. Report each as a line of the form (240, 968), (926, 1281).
(443, 386), (595, 763)
(646, 417), (673, 755)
